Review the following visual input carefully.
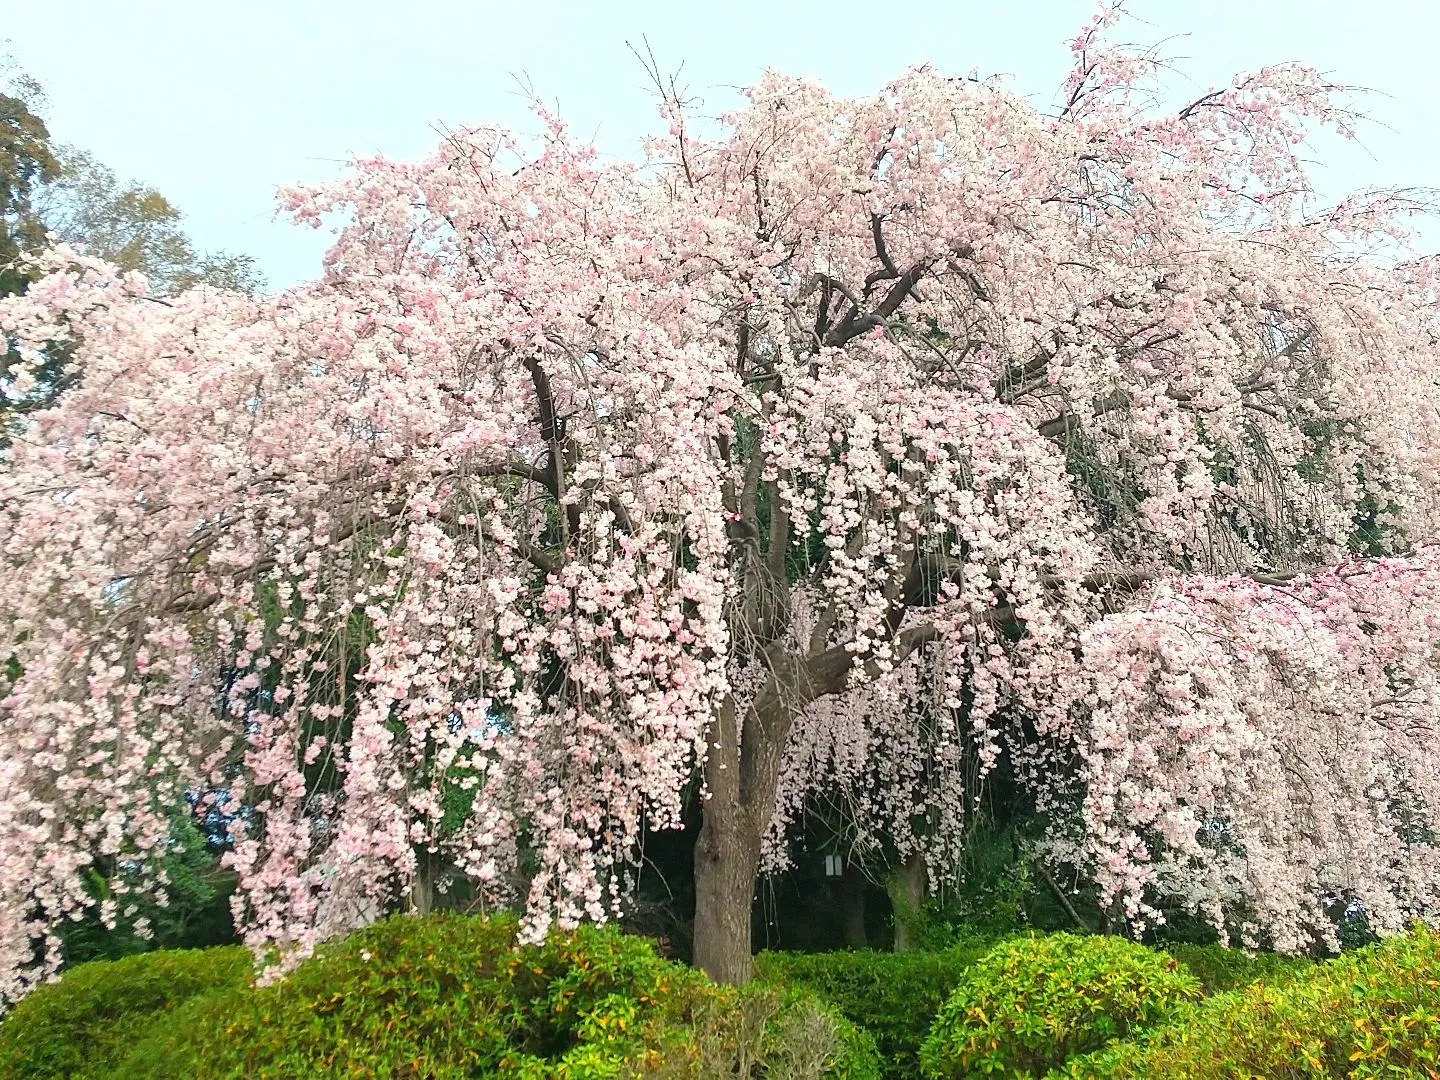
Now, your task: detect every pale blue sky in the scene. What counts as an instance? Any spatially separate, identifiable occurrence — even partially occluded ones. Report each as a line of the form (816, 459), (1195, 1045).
(7, 0), (1438, 288)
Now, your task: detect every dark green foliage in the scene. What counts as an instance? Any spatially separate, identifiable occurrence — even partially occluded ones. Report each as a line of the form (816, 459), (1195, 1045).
(0, 89), (57, 285)
(0, 945), (250, 1080)
(912, 822), (1041, 943)
(98, 913), (872, 1078)
(756, 940), (993, 1078)
(918, 933), (1202, 1078)
(1163, 941), (1315, 995)
(1057, 927), (1440, 1078)
(0, 87), (62, 429)
(57, 812), (237, 965)
(902, 817), (1109, 949)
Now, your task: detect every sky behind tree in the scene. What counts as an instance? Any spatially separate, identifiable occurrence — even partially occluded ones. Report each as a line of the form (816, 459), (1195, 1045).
(7, 0), (1438, 287)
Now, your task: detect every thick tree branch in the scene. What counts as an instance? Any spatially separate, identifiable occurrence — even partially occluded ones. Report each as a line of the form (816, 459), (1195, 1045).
(472, 456), (558, 498)
(822, 260), (930, 347)
(863, 213), (901, 294)
(1040, 864), (1096, 932)
(522, 353), (578, 542)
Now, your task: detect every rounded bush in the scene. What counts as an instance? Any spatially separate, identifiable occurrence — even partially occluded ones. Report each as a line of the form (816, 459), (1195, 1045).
(918, 932), (1202, 1078)
(1058, 926), (1440, 1078)
(0, 946), (250, 1080)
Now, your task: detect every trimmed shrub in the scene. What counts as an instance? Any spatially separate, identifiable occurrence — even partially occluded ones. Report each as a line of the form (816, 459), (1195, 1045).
(1163, 941), (1315, 995)
(918, 932), (1202, 1078)
(1057, 926), (1440, 1078)
(0, 945), (250, 1080)
(756, 940), (993, 1077)
(107, 913), (873, 1078)
(639, 983), (882, 1079)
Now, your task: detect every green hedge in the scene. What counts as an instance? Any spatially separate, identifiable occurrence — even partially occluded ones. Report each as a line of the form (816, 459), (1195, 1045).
(1163, 940), (1315, 995)
(756, 940), (993, 1078)
(11, 918), (1393, 1080)
(919, 932), (1202, 1078)
(754, 936), (1318, 1076)
(0, 945), (251, 1079)
(13, 913), (875, 1079)
(1057, 927), (1440, 1078)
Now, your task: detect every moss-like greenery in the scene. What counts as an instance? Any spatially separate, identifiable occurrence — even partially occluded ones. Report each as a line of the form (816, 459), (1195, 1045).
(6, 917), (1431, 1080)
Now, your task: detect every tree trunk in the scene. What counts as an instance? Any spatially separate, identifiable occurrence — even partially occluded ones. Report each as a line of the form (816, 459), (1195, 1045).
(692, 799), (761, 984)
(692, 647), (838, 982)
(886, 850), (928, 951)
(691, 689), (791, 984)
(841, 870), (868, 948)
(409, 849), (436, 916)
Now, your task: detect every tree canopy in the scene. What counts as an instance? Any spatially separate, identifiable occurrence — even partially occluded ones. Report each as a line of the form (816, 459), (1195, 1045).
(34, 146), (262, 296)
(0, 54), (261, 431)
(0, 87), (58, 297)
(2, 8), (1439, 998)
